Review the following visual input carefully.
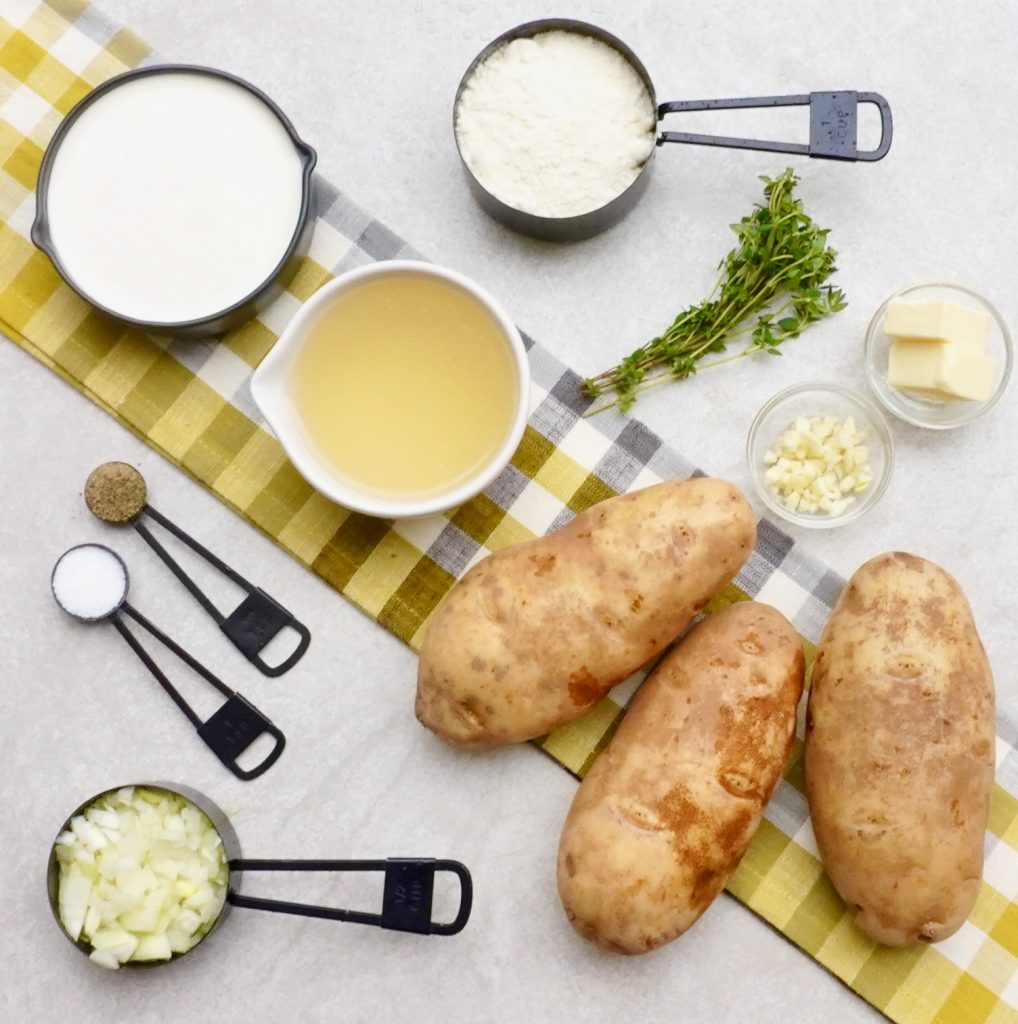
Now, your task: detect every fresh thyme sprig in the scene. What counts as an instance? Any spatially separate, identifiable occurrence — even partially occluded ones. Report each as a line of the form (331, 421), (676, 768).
(583, 169), (847, 414)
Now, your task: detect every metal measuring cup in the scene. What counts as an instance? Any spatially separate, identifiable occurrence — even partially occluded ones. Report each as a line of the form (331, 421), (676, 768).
(453, 18), (893, 241)
(47, 783), (473, 969)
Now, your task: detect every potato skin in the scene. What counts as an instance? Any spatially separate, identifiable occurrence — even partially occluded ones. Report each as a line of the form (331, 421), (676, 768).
(805, 552), (995, 946)
(415, 478), (756, 747)
(557, 601), (804, 953)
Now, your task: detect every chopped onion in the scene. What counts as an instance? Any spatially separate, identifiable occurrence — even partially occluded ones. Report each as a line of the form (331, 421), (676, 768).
(54, 787), (228, 969)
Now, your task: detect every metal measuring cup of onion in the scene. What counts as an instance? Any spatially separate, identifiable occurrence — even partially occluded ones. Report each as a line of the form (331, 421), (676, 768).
(48, 783), (474, 970)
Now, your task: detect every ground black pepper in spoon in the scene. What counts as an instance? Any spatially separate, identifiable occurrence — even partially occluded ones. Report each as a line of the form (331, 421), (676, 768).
(84, 462), (311, 677)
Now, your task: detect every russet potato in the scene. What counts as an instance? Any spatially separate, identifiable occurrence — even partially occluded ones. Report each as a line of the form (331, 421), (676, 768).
(415, 478), (757, 747)
(805, 552), (995, 946)
(556, 601), (804, 953)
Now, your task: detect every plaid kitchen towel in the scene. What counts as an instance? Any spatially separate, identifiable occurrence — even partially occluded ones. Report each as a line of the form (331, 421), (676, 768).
(2, 2), (1018, 1020)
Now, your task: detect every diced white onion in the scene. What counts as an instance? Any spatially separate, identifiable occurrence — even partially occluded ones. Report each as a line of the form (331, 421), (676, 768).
(55, 787), (228, 969)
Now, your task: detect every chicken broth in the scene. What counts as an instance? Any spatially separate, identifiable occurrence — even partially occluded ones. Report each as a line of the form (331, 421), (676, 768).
(287, 272), (520, 499)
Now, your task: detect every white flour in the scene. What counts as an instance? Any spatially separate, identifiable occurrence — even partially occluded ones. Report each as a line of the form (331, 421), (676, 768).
(455, 31), (657, 219)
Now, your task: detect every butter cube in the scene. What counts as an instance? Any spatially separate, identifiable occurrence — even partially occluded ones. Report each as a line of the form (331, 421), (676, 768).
(884, 299), (990, 350)
(887, 337), (997, 403)
(887, 338), (942, 390)
(935, 345), (996, 401)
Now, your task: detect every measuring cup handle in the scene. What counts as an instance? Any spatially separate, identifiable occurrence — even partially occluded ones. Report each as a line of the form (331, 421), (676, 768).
(855, 92), (893, 161)
(656, 91), (892, 162)
(225, 858), (473, 936)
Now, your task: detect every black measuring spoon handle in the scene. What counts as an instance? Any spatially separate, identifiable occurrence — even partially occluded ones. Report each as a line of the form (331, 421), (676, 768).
(196, 693), (286, 781)
(226, 858), (473, 936)
(136, 504), (312, 677)
(657, 91), (893, 162)
(111, 613), (203, 727)
(113, 606), (287, 782)
(222, 588), (312, 678)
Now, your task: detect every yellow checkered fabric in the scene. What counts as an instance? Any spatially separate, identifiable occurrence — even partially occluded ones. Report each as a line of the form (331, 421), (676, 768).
(2, 3), (1017, 1020)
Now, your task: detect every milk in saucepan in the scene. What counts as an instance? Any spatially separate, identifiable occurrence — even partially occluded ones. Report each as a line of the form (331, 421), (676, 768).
(43, 71), (305, 325)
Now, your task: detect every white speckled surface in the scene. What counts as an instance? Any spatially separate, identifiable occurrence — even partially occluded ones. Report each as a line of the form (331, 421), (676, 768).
(2, 1), (1015, 1021)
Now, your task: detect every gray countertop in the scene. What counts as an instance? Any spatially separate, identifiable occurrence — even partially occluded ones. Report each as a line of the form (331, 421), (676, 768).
(3, 1), (1015, 1021)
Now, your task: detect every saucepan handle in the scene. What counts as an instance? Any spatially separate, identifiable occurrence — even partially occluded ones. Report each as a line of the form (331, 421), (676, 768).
(657, 91), (892, 161)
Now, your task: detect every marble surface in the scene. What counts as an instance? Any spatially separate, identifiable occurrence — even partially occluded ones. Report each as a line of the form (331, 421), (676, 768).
(3, 1), (1016, 1021)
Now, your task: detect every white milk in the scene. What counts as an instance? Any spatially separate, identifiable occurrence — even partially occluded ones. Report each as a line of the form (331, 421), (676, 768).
(44, 71), (305, 324)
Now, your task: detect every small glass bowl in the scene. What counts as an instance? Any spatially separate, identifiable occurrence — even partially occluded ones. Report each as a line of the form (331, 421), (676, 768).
(746, 381), (894, 530)
(864, 282), (1012, 429)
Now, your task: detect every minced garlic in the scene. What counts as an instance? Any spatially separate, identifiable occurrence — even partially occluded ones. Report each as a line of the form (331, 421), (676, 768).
(763, 415), (872, 516)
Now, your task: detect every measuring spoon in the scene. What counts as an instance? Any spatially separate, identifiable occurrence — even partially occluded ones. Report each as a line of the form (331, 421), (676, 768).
(51, 544), (285, 780)
(84, 462), (310, 677)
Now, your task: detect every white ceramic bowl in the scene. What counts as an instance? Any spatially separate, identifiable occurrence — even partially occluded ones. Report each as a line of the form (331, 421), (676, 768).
(864, 282), (1013, 429)
(251, 260), (530, 518)
(746, 381), (894, 530)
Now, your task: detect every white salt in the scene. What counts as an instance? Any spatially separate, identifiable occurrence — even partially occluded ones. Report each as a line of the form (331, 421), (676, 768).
(52, 545), (128, 620)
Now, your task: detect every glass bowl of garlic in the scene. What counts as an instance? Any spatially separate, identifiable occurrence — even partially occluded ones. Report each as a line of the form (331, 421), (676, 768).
(746, 381), (894, 529)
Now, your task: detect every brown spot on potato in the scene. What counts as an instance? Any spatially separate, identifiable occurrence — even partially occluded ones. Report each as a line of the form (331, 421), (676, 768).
(717, 808), (754, 855)
(530, 553), (557, 576)
(718, 769), (759, 799)
(470, 657), (487, 672)
(655, 785), (703, 836)
(922, 599), (948, 633)
(568, 667), (601, 706)
(886, 656), (924, 679)
(630, 594), (644, 612)
(564, 854), (576, 877)
(739, 632), (762, 655)
(690, 867), (720, 907)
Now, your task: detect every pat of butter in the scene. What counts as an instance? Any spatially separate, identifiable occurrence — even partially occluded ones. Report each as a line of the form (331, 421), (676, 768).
(887, 339), (941, 391)
(935, 345), (996, 402)
(884, 299), (990, 350)
(887, 338), (997, 402)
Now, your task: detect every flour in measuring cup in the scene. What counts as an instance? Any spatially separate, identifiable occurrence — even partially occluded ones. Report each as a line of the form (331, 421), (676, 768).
(455, 31), (657, 219)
